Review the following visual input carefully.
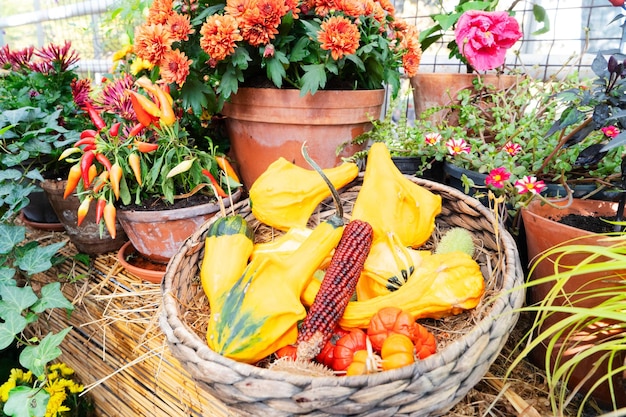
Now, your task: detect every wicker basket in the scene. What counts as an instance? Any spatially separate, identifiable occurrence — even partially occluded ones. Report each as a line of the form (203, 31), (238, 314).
(160, 176), (524, 417)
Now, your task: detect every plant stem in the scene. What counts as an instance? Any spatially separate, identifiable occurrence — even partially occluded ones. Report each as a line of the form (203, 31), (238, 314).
(536, 117), (593, 174)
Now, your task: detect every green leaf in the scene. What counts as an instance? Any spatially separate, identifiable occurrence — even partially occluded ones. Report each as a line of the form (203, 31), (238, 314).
(300, 64), (327, 95)
(20, 327), (71, 377)
(531, 5), (550, 36)
(0, 224), (25, 255)
(31, 282), (74, 314)
(0, 267), (16, 283)
(3, 386), (50, 417)
(181, 77), (216, 115)
(15, 241), (66, 276)
(265, 55), (287, 88)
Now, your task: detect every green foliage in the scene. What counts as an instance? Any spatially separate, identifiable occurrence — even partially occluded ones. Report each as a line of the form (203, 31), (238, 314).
(508, 238), (626, 415)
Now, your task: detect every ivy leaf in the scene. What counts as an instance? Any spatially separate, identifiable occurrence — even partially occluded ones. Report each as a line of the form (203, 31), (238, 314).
(3, 386), (50, 417)
(0, 224), (25, 255)
(31, 282), (74, 314)
(20, 327), (72, 377)
(15, 241), (66, 276)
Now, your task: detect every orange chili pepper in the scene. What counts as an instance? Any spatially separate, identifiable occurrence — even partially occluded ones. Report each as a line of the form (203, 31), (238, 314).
(95, 197), (106, 224)
(154, 85), (176, 126)
(64, 163), (82, 199)
(216, 155), (240, 183)
(128, 153), (142, 186)
(103, 202), (117, 239)
(88, 164), (98, 187)
(134, 141), (158, 153)
(77, 196), (92, 226)
(92, 170), (110, 193)
(202, 169), (228, 198)
(110, 162), (123, 200)
(127, 122), (145, 138)
(128, 90), (159, 127)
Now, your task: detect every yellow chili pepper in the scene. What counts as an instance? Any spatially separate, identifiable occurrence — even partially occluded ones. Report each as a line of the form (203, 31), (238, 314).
(128, 153), (142, 186)
(77, 196), (92, 227)
(103, 202), (117, 239)
(166, 158), (194, 178)
(110, 162), (123, 200)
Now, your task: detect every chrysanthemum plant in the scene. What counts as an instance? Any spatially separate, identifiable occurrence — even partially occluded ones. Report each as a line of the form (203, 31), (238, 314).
(128, 0), (422, 117)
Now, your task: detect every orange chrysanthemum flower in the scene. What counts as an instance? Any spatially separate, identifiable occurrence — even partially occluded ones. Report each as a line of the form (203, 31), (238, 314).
(318, 16), (360, 60)
(314, 0), (339, 17)
(224, 0), (248, 20)
(375, 0), (395, 16)
(147, 0), (175, 25)
(134, 23), (173, 65)
(337, 0), (364, 19)
(402, 49), (421, 77)
(238, 0), (288, 47)
(398, 23), (420, 51)
(200, 15), (242, 61)
(363, 0), (386, 24)
(160, 49), (192, 86)
(166, 13), (195, 42)
(285, 0), (300, 18)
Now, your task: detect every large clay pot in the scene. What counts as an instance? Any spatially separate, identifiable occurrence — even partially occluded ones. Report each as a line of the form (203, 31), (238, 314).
(521, 198), (626, 408)
(410, 73), (519, 122)
(222, 88), (385, 189)
(41, 179), (127, 255)
(116, 190), (242, 264)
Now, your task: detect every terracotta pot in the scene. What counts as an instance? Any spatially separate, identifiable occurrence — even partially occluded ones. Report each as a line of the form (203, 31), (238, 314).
(521, 198), (626, 408)
(41, 179), (127, 255)
(222, 88), (385, 189)
(116, 190), (242, 264)
(410, 73), (519, 122)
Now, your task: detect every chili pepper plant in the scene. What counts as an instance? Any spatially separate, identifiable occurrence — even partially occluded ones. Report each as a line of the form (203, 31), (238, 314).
(63, 75), (242, 237)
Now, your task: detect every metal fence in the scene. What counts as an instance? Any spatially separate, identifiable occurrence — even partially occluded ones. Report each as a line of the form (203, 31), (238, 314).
(0, 0), (624, 79)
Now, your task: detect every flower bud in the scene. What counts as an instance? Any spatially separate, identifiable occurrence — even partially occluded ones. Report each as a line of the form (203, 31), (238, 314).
(263, 44), (275, 58)
(608, 55), (618, 74)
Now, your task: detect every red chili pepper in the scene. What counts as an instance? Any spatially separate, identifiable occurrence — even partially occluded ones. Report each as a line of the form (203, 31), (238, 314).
(80, 129), (97, 139)
(77, 196), (92, 226)
(109, 122), (121, 137)
(127, 123), (145, 138)
(64, 163), (82, 199)
(103, 202), (117, 239)
(95, 153), (112, 171)
(80, 151), (96, 188)
(202, 169), (228, 198)
(83, 102), (106, 131)
(74, 137), (96, 147)
(134, 141), (158, 153)
(82, 144), (96, 152)
(95, 197), (106, 224)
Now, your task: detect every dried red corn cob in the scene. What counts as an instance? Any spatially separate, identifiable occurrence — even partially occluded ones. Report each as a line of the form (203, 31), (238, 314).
(296, 219), (374, 361)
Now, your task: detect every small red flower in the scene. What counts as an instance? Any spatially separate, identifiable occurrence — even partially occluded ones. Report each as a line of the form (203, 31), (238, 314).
(503, 141), (522, 156)
(601, 125), (620, 138)
(485, 167), (510, 189)
(424, 132), (441, 145)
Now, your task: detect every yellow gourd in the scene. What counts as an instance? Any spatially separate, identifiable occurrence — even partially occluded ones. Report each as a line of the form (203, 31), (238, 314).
(206, 215), (345, 363)
(302, 252), (485, 329)
(356, 232), (431, 300)
(249, 158), (359, 231)
(351, 143), (442, 248)
(339, 252), (485, 328)
(251, 226), (313, 262)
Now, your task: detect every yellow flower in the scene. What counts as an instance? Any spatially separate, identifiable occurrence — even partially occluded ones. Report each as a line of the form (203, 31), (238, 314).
(0, 379), (16, 402)
(131, 57), (155, 75)
(112, 44), (134, 62)
(49, 363), (74, 377)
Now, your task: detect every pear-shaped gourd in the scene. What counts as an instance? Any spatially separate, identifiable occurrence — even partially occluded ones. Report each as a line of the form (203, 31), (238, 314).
(249, 157), (359, 231)
(351, 142), (442, 248)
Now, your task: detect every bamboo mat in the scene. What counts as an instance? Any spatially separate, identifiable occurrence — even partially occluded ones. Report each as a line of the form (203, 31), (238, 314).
(24, 231), (236, 417)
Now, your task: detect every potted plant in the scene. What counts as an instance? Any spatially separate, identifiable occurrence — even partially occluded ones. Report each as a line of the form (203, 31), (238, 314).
(507, 237), (626, 413)
(0, 42), (88, 228)
(64, 75), (242, 278)
(127, 0), (423, 188)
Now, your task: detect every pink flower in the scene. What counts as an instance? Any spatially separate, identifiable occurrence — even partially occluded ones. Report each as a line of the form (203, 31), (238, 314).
(454, 10), (522, 71)
(503, 141), (522, 156)
(424, 132), (442, 145)
(514, 176), (546, 195)
(445, 138), (471, 156)
(601, 125), (620, 138)
(485, 167), (510, 188)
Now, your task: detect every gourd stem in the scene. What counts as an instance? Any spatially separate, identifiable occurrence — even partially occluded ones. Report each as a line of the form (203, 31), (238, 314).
(301, 144), (344, 220)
